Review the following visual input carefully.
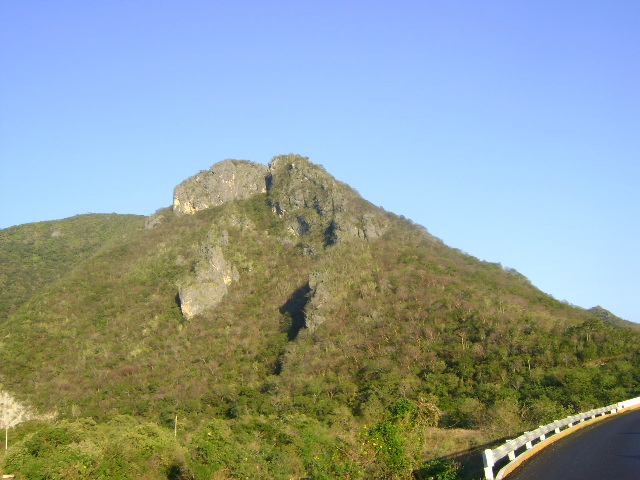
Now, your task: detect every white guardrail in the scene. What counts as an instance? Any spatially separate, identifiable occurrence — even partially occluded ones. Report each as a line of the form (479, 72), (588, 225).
(482, 396), (640, 480)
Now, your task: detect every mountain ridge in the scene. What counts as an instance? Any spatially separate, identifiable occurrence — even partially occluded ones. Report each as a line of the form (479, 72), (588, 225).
(1, 154), (638, 479)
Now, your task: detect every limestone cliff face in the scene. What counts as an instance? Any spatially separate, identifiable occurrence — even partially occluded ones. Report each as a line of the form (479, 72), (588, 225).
(177, 230), (238, 319)
(173, 159), (268, 215)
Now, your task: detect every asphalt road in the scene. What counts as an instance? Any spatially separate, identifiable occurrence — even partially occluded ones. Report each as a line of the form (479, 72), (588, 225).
(506, 408), (640, 480)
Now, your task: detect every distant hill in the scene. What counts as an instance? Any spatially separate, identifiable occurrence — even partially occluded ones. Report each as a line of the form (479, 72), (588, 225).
(589, 305), (640, 331)
(2, 154), (639, 480)
(0, 213), (145, 319)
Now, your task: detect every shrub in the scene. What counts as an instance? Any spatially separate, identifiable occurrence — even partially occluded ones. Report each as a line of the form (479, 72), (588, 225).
(417, 459), (461, 480)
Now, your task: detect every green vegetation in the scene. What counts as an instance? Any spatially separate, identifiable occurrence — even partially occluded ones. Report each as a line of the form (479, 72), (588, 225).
(3, 416), (188, 480)
(0, 214), (145, 319)
(1, 157), (639, 479)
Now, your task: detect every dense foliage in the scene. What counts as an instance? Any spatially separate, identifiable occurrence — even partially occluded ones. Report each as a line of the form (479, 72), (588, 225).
(1, 159), (639, 479)
(3, 416), (188, 480)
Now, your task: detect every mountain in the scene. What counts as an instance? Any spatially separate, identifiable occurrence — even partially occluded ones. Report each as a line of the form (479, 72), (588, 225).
(1, 154), (639, 480)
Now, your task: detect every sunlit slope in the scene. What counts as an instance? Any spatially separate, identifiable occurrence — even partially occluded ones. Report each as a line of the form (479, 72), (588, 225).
(2, 175), (635, 419)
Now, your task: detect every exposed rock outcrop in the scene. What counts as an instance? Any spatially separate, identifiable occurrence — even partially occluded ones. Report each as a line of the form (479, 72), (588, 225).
(177, 230), (238, 319)
(172, 154), (388, 245)
(304, 271), (330, 332)
(351, 210), (389, 242)
(266, 155), (353, 217)
(173, 159), (268, 215)
(267, 154), (389, 245)
(279, 272), (331, 339)
(144, 211), (165, 230)
(172, 154), (389, 319)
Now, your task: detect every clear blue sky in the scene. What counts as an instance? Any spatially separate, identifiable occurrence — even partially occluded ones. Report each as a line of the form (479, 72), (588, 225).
(1, 1), (638, 322)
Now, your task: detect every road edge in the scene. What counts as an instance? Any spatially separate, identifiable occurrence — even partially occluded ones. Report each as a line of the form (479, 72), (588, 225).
(499, 403), (640, 479)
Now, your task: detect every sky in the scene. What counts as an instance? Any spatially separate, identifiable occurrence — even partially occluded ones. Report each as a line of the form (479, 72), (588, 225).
(1, 1), (638, 322)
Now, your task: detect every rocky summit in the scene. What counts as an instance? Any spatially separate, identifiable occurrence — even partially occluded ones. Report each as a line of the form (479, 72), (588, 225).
(170, 154), (391, 318)
(173, 154), (388, 240)
(173, 159), (268, 215)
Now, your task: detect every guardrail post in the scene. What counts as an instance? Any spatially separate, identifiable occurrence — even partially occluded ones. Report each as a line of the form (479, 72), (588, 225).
(482, 449), (494, 480)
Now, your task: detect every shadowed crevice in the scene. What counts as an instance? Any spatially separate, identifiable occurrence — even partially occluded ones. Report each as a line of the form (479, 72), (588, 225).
(280, 283), (311, 340)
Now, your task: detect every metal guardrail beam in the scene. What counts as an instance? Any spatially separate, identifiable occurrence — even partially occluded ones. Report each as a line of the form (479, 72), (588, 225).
(482, 396), (640, 480)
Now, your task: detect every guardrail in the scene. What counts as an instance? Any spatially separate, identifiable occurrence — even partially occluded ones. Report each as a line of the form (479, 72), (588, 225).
(482, 396), (640, 480)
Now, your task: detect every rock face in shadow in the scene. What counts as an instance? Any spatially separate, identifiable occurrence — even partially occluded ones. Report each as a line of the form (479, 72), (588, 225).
(266, 154), (389, 245)
(173, 159), (268, 215)
(279, 283), (312, 341)
(304, 271), (330, 332)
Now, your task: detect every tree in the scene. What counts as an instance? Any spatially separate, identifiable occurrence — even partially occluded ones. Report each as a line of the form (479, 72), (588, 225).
(1, 391), (32, 450)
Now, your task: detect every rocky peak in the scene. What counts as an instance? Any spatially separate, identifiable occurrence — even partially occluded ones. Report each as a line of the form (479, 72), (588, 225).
(266, 154), (357, 217)
(173, 159), (268, 215)
(173, 154), (390, 319)
(177, 229), (239, 319)
(267, 154), (387, 244)
(170, 154), (394, 244)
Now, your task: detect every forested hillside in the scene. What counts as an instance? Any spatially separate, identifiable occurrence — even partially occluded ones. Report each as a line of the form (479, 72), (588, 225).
(2, 155), (639, 480)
